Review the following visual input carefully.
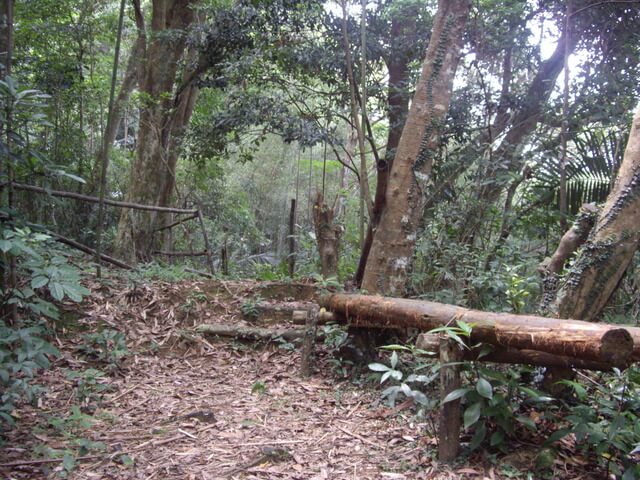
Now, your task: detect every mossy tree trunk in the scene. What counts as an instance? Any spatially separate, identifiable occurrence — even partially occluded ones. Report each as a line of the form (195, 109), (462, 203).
(115, 0), (197, 263)
(354, 4), (416, 287)
(361, 0), (471, 296)
(552, 106), (640, 321)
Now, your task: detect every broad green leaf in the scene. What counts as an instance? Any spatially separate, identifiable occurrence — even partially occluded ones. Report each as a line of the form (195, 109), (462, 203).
(368, 363), (390, 372)
(390, 351), (398, 369)
(490, 430), (504, 447)
(0, 240), (12, 252)
(469, 421), (486, 451)
(464, 401), (482, 429)
(49, 282), (64, 301)
(31, 276), (49, 289)
(62, 453), (75, 472)
(476, 377), (493, 399)
(442, 387), (470, 404)
(516, 415), (537, 430)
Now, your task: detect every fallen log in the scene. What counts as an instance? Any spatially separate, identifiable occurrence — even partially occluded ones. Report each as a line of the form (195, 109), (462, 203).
(416, 333), (613, 371)
(196, 324), (305, 343)
(320, 294), (635, 367)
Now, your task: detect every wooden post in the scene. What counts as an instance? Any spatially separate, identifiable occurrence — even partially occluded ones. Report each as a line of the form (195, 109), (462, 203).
(300, 308), (319, 378)
(288, 198), (296, 277)
(438, 336), (463, 462)
(196, 209), (215, 276)
(221, 235), (229, 276)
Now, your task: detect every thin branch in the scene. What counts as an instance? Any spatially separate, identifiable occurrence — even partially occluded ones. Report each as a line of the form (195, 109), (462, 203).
(9, 183), (198, 214)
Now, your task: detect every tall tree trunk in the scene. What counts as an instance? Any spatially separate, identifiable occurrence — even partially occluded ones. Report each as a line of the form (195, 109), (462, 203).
(340, 0), (373, 250)
(355, 6), (415, 287)
(361, 0), (471, 296)
(552, 106), (640, 321)
(115, 0), (196, 263)
(0, 0), (12, 79)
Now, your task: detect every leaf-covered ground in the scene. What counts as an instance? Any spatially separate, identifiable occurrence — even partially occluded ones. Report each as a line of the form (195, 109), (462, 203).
(0, 278), (602, 479)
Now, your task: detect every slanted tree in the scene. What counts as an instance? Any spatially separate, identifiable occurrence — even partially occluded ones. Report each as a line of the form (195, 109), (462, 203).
(361, 0), (471, 296)
(552, 106), (640, 321)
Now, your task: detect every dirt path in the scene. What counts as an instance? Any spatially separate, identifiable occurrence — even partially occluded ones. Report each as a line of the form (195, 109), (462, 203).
(1, 279), (453, 479)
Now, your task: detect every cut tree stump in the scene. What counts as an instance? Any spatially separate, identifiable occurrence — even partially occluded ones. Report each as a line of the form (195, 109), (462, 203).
(320, 294), (636, 367)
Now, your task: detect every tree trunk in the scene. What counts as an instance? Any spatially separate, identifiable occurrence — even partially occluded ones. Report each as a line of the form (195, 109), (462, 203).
(361, 0), (471, 296)
(438, 337), (462, 462)
(538, 203), (598, 314)
(115, 0), (197, 263)
(552, 106), (640, 321)
(355, 7), (414, 287)
(0, 0), (12, 79)
(313, 192), (342, 279)
(320, 293), (636, 366)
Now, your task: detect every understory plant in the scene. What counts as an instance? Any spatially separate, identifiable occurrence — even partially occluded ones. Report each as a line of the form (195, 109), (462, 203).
(0, 77), (90, 429)
(547, 368), (640, 479)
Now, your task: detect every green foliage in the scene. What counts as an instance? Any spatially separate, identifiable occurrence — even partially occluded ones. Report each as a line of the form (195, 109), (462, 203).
(0, 320), (57, 425)
(65, 368), (111, 405)
(251, 380), (267, 394)
(322, 323), (354, 377)
(78, 329), (128, 368)
(443, 364), (553, 452)
(38, 405), (107, 477)
(0, 75), (93, 430)
(240, 296), (262, 319)
(369, 350), (439, 409)
(546, 368), (640, 479)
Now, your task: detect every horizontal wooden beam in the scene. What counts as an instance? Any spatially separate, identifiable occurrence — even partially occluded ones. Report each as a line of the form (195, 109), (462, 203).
(9, 182), (198, 214)
(320, 294), (636, 367)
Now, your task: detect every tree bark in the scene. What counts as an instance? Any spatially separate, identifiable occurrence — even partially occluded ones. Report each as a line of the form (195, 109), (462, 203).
(552, 106), (640, 321)
(361, 0), (471, 296)
(320, 293), (636, 366)
(8, 182), (197, 213)
(115, 0), (197, 263)
(313, 192), (342, 278)
(416, 333), (615, 371)
(88, 0), (146, 194)
(355, 6), (414, 287)
(438, 337), (462, 462)
(196, 324), (305, 343)
(538, 203), (598, 314)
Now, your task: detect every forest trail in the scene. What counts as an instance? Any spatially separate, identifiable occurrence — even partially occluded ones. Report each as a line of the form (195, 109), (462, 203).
(1, 279), (465, 479)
